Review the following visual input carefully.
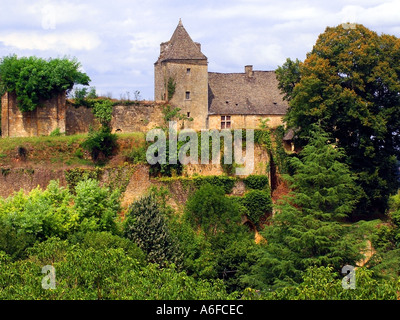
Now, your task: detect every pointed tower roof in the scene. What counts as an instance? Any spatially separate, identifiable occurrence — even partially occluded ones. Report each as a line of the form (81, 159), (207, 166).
(158, 20), (207, 62)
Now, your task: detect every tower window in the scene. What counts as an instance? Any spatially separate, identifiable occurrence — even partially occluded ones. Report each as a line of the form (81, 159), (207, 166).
(185, 91), (191, 100)
(221, 116), (231, 129)
(186, 68), (191, 75)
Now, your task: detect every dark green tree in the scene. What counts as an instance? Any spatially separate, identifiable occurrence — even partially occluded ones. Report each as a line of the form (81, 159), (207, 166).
(124, 195), (182, 268)
(277, 24), (400, 216)
(242, 125), (363, 290)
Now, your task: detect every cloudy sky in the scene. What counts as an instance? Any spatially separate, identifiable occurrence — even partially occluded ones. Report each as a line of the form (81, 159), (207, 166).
(0, 0), (399, 100)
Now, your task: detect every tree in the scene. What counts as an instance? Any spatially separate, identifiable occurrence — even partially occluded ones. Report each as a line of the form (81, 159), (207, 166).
(242, 125), (363, 290)
(81, 99), (118, 162)
(124, 195), (183, 267)
(259, 266), (400, 300)
(278, 24), (400, 216)
(0, 55), (90, 112)
(0, 237), (235, 300)
(73, 178), (121, 234)
(276, 57), (301, 102)
(184, 184), (241, 238)
(285, 124), (361, 221)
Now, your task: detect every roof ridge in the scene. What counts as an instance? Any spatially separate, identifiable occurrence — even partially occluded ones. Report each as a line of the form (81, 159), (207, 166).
(158, 20), (207, 61)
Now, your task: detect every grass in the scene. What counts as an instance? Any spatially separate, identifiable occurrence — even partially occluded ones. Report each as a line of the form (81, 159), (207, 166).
(0, 132), (147, 168)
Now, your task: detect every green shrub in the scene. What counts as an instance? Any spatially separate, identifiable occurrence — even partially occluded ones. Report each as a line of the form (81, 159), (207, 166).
(241, 189), (273, 227)
(192, 176), (237, 194)
(0, 180), (79, 241)
(81, 127), (118, 161)
(74, 178), (121, 234)
(68, 231), (146, 265)
(243, 175), (270, 190)
(49, 127), (62, 137)
(74, 148), (84, 159)
(125, 144), (147, 164)
(184, 184), (241, 237)
(0, 221), (36, 261)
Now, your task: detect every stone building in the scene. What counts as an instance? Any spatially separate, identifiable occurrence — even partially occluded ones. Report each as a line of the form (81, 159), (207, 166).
(1, 20), (289, 138)
(155, 20), (289, 131)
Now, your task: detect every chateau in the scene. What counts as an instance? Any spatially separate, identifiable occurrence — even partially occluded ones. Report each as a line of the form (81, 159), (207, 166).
(1, 20), (288, 137)
(155, 20), (288, 131)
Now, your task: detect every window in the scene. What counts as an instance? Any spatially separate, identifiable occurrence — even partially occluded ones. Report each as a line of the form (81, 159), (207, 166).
(185, 91), (191, 100)
(186, 68), (191, 75)
(221, 116), (231, 129)
(187, 112), (190, 118)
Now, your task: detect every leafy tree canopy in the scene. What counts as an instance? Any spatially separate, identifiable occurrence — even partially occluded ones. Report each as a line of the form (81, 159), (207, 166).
(0, 55), (90, 112)
(277, 24), (400, 216)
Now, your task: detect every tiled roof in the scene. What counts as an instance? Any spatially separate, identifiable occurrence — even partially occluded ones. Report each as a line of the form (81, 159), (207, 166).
(157, 20), (207, 62)
(208, 70), (289, 115)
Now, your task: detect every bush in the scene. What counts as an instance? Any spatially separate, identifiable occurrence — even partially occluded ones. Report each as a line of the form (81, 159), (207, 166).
(49, 127), (62, 137)
(125, 144), (147, 164)
(243, 175), (270, 190)
(0, 180), (78, 241)
(192, 175), (237, 194)
(184, 184), (241, 237)
(241, 189), (273, 227)
(81, 127), (118, 161)
(0, 221), (36, 261)
(68, 231), (146, 265)
(73, 178), (121, 234)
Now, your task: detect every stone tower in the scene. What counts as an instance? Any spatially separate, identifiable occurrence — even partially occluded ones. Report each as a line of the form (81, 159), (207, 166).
(154, 19), (208, 130)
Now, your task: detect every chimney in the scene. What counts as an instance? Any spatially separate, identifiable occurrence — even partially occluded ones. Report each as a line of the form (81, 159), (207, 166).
(245, 65), (253, 77)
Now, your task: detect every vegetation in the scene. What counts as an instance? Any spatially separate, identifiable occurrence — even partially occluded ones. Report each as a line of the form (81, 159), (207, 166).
(81, 99), (118, 162)
(277, 24), (400, 217)
(124, 194), (183, 267)
(167, 77), (176, 101)
(1, 24), (400, 301)
(242, 126), (368, 289)
(0, 55), (90, 112)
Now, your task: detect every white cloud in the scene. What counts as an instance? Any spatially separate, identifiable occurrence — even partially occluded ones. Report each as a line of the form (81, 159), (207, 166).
(0, 0), (399, 99)
(0, 31), (101, 52)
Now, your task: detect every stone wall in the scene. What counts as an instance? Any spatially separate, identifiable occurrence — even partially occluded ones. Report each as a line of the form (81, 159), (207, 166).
(66, 105), (97, 135)
(1, 92), (66, 137)
(65, 101), (166, 135)
(110, 101), (165, 133)
(0, 168), (67, 198)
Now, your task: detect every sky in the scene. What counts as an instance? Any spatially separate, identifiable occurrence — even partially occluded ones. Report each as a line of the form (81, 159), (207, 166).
(0, 0), (399, 100)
